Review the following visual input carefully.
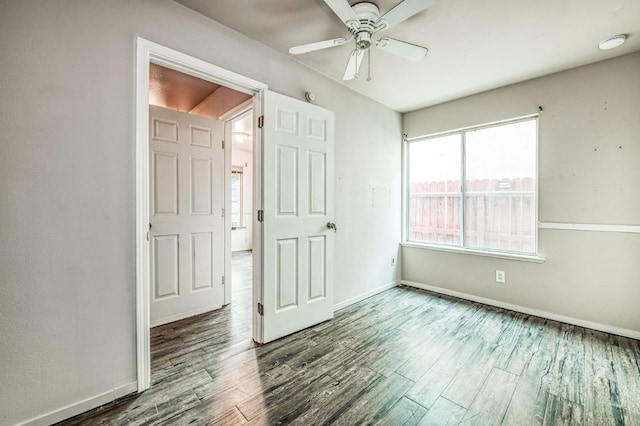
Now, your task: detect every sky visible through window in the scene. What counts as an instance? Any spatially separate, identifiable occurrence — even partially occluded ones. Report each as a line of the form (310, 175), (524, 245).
(410, 120), (536, 183)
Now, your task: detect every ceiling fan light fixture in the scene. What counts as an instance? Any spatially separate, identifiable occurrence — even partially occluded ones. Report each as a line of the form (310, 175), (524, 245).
(598, 34), (626, 50)
(356, 32), (372, 49)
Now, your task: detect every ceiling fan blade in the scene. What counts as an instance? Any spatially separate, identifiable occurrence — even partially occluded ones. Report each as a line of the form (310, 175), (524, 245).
(375, 0), (438, 31)
(289, 38), (347, 55)
(323, 0), (359, 27)
(376, 37), (428, 62)
(343, 49), (365, 80)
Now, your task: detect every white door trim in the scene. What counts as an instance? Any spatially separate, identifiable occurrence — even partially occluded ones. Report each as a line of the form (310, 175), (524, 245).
(135, 37), (267, 393)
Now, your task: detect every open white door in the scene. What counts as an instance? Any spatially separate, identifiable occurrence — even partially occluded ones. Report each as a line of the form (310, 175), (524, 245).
(261, 91), (335, 343)
(149, 105), (225, 326)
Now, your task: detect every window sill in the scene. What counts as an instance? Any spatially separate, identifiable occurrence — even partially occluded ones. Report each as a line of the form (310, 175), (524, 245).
(400, 242), (546, 263)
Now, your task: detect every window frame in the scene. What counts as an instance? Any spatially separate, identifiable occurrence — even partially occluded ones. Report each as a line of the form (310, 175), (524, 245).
(403, 114), (541, 259)
(230, 166), (244, 228)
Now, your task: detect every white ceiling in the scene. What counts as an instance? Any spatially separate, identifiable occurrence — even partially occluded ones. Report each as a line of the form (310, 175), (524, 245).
(174, 0), (640, 112)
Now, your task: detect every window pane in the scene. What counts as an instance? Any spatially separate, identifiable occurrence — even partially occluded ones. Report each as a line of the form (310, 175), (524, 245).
(408, 134), (462, 245)
(231, 172), (242, 227)
(464, 120), (537, 253)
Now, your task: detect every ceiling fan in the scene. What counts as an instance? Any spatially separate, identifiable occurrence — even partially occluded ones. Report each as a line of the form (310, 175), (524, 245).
(289, 0), (437, 80)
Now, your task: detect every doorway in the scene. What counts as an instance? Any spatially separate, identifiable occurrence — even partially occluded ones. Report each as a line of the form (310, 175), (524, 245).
(136, 38), (337, 394)
(147, 63), (251, 328)
(135, 38), (267, 392)
(228, 109), (255, 340)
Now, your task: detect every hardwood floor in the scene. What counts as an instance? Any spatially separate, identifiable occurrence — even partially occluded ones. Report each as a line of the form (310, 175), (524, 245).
(59, 253), (640, 425)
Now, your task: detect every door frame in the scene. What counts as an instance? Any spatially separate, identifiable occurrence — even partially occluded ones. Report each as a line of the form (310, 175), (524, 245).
(135, 38), (267, 392)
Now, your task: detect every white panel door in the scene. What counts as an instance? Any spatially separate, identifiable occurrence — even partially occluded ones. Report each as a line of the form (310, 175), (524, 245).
(262, 91), (335, 342)
(149, 105), (224, 326)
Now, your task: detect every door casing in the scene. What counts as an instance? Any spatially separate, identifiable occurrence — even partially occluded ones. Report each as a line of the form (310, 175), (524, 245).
(135, 38), (267, 392)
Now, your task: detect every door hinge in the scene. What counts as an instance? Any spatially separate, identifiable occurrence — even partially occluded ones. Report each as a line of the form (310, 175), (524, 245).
(221, 140), (225, 149)
(221, 276), (225, 286)
(257, 210), (264, 222)
(258, 115), (264, 129)
(222, 208), (225, 218)
(257, 302), (264, 316)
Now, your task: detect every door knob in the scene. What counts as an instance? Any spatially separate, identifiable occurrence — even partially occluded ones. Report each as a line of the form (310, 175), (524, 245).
(326, 222), (337, 232)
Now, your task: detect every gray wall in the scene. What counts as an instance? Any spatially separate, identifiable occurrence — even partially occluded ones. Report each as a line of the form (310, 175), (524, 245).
(0, 1), (401, 424)
(402, 53), (640, 334)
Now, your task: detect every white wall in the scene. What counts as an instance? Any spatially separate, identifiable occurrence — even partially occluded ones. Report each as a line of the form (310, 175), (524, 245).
(231, 148), (253, 252)
(0, 1), (401, 424)
(402, 53), (640, 335)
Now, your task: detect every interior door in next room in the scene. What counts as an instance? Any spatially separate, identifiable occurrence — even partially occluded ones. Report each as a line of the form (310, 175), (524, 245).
(149, 105), (224, 326)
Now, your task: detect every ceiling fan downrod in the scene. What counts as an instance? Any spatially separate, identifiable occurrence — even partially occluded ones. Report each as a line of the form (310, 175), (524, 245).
(367, 48), (372, 82)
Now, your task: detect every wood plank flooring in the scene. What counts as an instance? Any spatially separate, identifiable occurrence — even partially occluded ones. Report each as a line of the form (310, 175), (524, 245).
(58, 251), (640, 425)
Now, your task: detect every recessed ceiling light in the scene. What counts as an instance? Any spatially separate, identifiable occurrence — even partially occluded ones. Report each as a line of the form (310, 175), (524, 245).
(599, 34), (626, 50)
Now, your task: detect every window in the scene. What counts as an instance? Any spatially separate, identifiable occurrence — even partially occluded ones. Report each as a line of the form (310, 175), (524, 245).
(230, 167), (243, 228)
(406, 117), (538, 255)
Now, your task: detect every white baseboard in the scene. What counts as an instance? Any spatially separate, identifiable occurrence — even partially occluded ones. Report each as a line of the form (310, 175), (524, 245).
(114, 382), (138, 399)
(401, 280), (640, 340)
(17, 381), (137, 426)
(334, 280), (398, 312)
(150, 304), (220, 328)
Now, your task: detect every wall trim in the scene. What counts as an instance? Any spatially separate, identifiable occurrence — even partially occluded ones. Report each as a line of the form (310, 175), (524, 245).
(401, 280), (640, 340)
(17, 382), (137, 426)
(334, 281), (398, 312)
(539, 221), (640, 234)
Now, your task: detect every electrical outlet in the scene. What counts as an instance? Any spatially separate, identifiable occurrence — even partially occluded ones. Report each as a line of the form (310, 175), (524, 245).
(391, 257), (396, 267)
(495, 270), (506, 283)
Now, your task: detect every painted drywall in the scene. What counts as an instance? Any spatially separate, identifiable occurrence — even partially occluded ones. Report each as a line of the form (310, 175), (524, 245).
(0, 1), (401, 424)
(402, 52), (640, 333)
(231, 149), (253, 252)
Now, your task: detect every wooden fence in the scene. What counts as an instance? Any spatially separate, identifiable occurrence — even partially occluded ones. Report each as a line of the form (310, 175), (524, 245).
(409, 178), (536, 253)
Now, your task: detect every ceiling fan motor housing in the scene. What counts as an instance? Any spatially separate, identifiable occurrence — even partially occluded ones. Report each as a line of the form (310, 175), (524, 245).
(352, 2), (380, 22)
(351, 2), (380, 50)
